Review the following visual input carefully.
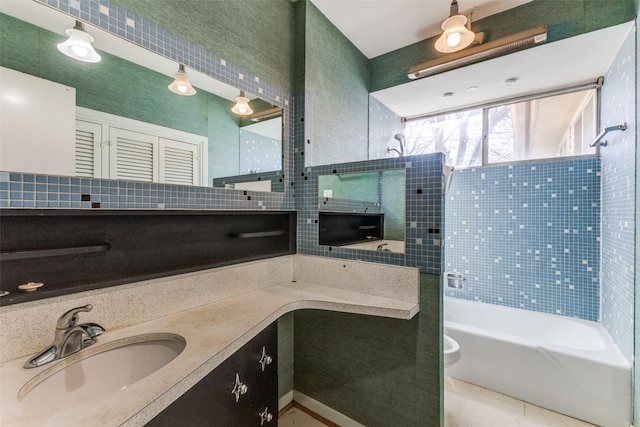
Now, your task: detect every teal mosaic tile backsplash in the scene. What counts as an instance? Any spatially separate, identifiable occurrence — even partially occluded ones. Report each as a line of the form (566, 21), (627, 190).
(444, 157), (601, 320)
(600, 26), (636, 363)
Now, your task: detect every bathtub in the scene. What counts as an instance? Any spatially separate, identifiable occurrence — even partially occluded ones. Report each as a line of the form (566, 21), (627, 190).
(444, 297), (631, 427)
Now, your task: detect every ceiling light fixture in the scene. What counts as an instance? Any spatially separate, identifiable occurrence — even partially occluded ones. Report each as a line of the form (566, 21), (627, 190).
(409, 26), (548, 80)
(434, 0), (475, 53)
(231, 91), (253, 116)
(57, 21), (101, 63)
(168, 64), (197, 96)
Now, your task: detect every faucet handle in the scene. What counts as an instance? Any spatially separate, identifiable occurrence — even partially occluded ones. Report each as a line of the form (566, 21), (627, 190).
(56, 304), (93, 330)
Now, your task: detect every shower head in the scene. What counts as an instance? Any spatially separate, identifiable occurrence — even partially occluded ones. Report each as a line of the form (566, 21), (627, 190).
(391, 133), (405, 155)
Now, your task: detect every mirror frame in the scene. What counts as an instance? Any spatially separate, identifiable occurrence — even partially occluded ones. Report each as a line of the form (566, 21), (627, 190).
(318, 169), (406, 252)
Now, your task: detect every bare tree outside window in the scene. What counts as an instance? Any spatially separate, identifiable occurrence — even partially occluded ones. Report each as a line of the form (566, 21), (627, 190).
(398, 89), (596, 168)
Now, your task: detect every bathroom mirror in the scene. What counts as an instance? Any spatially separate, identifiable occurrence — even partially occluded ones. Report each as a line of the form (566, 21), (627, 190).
(0, 2), (284, 192)
(318, 169), (405, 253)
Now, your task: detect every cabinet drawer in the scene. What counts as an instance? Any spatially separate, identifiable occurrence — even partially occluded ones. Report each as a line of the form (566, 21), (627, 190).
(147, 322), (277, 426)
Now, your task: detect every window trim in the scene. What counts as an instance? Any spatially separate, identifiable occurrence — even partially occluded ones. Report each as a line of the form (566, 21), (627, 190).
(402, 77), (603, 169)
(402, 77), (603, 123)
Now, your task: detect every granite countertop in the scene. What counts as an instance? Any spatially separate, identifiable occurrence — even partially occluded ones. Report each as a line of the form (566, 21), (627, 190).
(0, 279), (419, 427)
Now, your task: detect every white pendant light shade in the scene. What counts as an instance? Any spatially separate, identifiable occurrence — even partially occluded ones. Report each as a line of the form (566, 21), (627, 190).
(231, 91), (253, 116)
(168, 64), (196, 96)
(435, 14), (475, 53)
(57, 21), (101, 63)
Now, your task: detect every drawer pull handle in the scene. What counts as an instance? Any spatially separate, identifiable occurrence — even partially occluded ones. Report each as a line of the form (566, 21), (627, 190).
(231, 373), (248, 402)
(259, 407), (273, 425)
(258, 346), (273, 372)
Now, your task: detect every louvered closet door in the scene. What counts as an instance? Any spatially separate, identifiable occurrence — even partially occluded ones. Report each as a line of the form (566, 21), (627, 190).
(159, 138), (200, 186)
(75, 120), (103, 178)
(109, 127), (159, 182)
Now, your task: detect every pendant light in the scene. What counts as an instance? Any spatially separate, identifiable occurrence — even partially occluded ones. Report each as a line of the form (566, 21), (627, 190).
(231, 91), (253, 116)
(434, 0), (475, 53)
(168, 64), (197, 96)
(57, 21), (101, 63)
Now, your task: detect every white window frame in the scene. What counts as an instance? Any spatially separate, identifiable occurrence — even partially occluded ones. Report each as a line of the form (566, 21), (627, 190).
(403, 79), (602, 169)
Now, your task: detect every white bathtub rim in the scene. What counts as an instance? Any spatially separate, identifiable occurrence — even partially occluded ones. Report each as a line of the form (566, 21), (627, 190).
(444, 298), (629, 369)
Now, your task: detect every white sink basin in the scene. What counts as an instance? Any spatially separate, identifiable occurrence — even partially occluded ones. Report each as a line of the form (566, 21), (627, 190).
(18, 333), (185, 409)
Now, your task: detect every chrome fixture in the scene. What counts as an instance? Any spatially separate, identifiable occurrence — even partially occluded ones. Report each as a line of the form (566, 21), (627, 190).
(590, 122), (627, 147)
(57, 20), (101, 63)
(445, 272), (465, 290)
(443, 164), (455, 195)
(249, 106), (283, 122)
(376, 243), (391, 252)
(231, 90), (253, 116)
(435, 0), (476, 53)
(409, 26), (547, 80)
(168, 64), (197, 96)
(24, 304), (105, 368)
(258, 346), (273, 372)
(387, 133), (405, 156)
(231, 373), (248, 402)
(259, 407), (274, 425)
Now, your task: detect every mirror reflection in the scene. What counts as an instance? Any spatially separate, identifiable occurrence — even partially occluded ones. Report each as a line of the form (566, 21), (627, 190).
(318, 170), (405, 253)
(0, 6), (284, 192)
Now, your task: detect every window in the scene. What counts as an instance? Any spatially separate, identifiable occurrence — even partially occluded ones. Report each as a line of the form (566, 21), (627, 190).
(404, 88), (598, 168)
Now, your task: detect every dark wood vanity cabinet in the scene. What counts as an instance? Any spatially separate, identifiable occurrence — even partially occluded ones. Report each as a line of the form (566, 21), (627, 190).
(147, 323), (278, 427)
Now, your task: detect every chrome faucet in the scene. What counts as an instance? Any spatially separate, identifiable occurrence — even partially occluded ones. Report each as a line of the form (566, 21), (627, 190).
(24, 304), (105, 369)
(376, 243), (391, 252)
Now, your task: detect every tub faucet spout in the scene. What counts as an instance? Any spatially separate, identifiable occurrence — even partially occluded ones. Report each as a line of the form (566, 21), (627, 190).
(376, 243), (391, 252)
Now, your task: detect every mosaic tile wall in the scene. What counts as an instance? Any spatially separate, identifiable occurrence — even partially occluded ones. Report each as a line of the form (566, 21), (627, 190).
(0, 0), (295, 211)
(600, 27), (636, 362)
(296, 153), (444, 274)
(0, 171), (289, 210)
(444, 158), (601, 320)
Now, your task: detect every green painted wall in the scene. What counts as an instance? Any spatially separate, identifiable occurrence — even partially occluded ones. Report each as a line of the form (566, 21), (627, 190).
(294, 273), (441, 426)
(278, 312), (295, 401)
(304, 2), (370, 166)
(208, 98), (241, 179)
(110, 0), (295, 94)
(318, 172), (379, 202)
(370, 0), (637, 92)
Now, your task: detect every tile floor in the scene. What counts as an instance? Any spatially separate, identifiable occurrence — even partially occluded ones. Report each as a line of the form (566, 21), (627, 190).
(444, 377), (598, 427)
(279, 378), (598, 427)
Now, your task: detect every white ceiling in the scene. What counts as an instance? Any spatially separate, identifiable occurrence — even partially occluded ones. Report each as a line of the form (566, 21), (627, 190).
(372, 21), (634, 118)
(310, 0), (534, 59)
(312, 0), (634, 118)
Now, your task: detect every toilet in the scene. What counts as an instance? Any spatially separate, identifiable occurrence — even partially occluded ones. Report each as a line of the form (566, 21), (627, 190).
(444, 334), (461, 368)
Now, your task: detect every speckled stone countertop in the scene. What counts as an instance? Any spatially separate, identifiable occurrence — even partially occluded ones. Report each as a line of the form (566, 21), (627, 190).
(0, 255), (419, 427)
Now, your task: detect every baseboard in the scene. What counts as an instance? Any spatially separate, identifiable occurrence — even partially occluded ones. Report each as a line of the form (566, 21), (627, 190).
(278, 390), (294, 411)
(292, 390), (365, 427)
